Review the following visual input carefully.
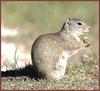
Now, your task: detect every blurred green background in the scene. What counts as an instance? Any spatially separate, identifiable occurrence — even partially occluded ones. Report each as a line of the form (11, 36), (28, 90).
(1, 1), (99, 57)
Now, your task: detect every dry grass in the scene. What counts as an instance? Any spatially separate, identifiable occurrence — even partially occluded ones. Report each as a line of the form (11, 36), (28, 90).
(1, 60), (99, 90)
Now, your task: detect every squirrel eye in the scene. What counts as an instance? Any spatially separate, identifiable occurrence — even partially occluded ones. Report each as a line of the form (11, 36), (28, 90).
(77, 22), (82, 25)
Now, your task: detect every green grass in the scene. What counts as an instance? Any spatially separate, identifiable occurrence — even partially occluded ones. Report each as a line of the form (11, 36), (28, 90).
(1, 62), (99, 90)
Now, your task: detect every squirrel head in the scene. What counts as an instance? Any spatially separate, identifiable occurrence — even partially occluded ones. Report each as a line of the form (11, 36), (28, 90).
(61, 18), (91, 36)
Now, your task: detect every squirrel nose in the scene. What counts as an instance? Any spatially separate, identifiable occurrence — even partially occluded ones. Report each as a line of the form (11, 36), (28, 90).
(88, 25), (91, 30)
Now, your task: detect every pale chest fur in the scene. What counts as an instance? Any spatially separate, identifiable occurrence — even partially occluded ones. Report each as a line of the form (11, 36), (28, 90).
(52, 35), (83, 80)
(65, 34), (83, 51)
(52, 51), (70, 80)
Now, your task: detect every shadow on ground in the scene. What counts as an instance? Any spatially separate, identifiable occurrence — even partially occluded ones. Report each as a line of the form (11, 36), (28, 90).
(1, 65), (46, 80)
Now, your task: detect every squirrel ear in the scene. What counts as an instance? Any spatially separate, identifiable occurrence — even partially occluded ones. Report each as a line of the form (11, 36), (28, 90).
(66, 18), (71, 22)
(61, 18), (71, 31)
(66, 18), (71, 25)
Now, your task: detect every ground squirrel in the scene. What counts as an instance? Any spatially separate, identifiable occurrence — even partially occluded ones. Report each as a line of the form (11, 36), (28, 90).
(31, 18), (91, 80)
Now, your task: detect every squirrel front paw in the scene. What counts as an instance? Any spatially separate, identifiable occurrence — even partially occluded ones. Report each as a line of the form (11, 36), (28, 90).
(83, 36), (90, 47)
